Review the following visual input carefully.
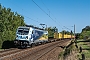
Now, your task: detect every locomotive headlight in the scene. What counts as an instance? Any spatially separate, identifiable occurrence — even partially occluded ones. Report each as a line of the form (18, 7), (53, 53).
(26, 36), (28, 39)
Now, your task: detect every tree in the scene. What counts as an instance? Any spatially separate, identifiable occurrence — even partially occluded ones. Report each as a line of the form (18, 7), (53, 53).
(82, 26), (90, 32)
(60, 30), (71, 35)
(75, 33), (80, 39)
(47, 27), (58, 38)
(81, 26), (90, 39)
(0, 4), (25, 48)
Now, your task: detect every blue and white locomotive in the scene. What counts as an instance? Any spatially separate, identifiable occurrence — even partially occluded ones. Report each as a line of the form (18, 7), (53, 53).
(14, 25), (48, 48)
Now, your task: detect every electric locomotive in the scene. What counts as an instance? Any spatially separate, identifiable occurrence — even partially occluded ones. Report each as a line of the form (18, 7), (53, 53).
(14, 25), (48, 48)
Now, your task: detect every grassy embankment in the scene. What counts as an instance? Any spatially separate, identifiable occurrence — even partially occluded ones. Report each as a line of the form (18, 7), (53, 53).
(77, 39), (90, 60)
(58, 40), (78, 60)
(58, 39), (90, 60)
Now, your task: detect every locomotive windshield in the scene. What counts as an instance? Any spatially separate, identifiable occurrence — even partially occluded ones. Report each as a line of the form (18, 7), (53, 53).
(17, 28), (29, 35)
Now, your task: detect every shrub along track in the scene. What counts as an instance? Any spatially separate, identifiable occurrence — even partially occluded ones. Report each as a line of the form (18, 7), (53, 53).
(0, 39), (70, 60)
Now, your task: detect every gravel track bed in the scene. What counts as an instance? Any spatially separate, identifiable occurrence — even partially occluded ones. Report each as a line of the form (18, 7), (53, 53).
(0, 48), (21, 58)
(0, 48), (17, 53)
(0, 39), (71, 60)
(38, 40), (71, 60)
(20, 40), (65, 60)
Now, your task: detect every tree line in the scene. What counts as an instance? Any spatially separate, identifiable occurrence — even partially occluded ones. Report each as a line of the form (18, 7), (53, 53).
(75, 26), (90, 39)
(80, 26), (90, 39)
(0, 4), (25, 48)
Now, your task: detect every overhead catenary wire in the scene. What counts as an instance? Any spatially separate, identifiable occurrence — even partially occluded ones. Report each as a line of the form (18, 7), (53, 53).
(13, 0), (70, 31)
(20, 9), (42, 24)
(41, 0), (63, 26)
(32, 0), (60, 27)
(41, 0), (57, 21)
(63, 26), (71, 31)
(32, 0), (71, 30)
(7, 2), (44, 26)
(41, 0), (50, 16)
(12, 0), (72, 31)
(40, 0), (72, 31)
(32, 0), (73, 32)
(12, 10), (42, 25)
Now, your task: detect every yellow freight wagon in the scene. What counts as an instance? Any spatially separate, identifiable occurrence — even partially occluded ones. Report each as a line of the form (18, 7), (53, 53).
(54, 33), (75, 39)
(67, 35), (71, 38)
(54, 33), (62, 39)
(54, 33), (59, 39)
(64, 34), (68, 38)
(72, 35), (75, 39)
(64, 34), (74, 39)
(58, 33), (62, 39)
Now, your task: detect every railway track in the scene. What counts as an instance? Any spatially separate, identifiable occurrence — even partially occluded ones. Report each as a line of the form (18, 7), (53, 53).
(0, 48), (22, 58)
(0, 39), (70, 60)
(21, 40), (70, 60)
(0, 48), (16, 53)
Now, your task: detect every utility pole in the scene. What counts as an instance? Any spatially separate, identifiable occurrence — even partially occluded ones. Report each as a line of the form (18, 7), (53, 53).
(71, 30), (72, 40)
(46, 25), (47, 31)
(74, 24), (75, 40)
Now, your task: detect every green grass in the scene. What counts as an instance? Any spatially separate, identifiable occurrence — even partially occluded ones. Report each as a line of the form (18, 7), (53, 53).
(77, 40), (89, 47)
(77, 39), (84, 42)
(58, 42), (75, 60)
(58, 51), (64, 59)
(82, 51), (90, 59)
(77, 39), (90, 60)
(59, 39), (90, 60)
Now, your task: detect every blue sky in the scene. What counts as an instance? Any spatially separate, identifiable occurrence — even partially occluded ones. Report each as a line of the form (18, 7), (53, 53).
(0, 0), (90, 33)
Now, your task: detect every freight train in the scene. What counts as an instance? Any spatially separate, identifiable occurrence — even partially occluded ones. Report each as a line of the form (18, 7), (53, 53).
(14, 26), (75, 48)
